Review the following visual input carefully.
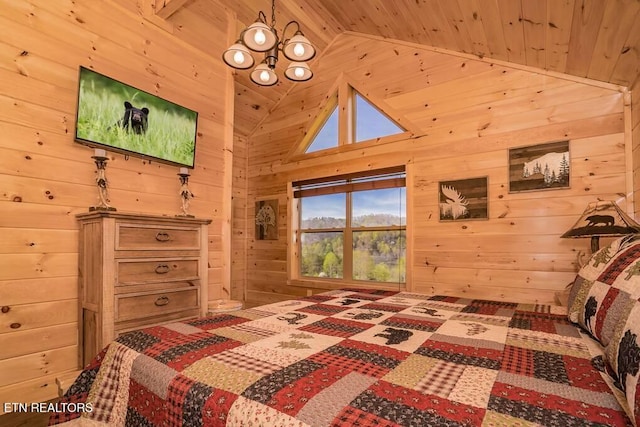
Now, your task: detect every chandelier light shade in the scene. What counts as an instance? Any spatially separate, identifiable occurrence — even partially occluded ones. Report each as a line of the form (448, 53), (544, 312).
(243, 20), (277, 52)
(284, 61), (313, 82)
(560, 200), (640, 252)
(222, 0), (315, 86)
(282, 32), (316, 61)
(222, 41), (255, 69)
(251, 63), (279, 86)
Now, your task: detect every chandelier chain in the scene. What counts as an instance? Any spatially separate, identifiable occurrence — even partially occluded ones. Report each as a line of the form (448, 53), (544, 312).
(271, 0), (277, 29)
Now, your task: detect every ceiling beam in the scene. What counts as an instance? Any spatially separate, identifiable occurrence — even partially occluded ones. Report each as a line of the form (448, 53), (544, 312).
(154, 0), (191, 19)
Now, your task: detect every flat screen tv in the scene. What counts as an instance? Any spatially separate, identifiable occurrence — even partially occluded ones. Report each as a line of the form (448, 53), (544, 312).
(75, 66), (198, 168)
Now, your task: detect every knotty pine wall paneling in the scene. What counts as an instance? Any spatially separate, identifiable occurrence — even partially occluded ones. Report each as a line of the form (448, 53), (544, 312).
(245, 33), (630, 307)
(633, 79), (640, 216)
(0, 0), (233, 409)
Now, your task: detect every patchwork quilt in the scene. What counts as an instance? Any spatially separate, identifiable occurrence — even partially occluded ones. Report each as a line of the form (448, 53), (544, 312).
(50, 289), (633, 426)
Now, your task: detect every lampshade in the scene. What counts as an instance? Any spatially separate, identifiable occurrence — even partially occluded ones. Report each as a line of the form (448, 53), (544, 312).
(282, 32), (316, 61)
(250, 63), (278, 86)
(242, 21), (277, 52)
(561, 200), (640, 252)
(222, 41), (255, 70)
(284, 62), (313, 82)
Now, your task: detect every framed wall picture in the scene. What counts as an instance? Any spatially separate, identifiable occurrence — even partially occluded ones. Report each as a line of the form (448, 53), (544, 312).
(255, 199), (279, 240)
(439, 177), (488, 221)
(509, 140), (570, 193)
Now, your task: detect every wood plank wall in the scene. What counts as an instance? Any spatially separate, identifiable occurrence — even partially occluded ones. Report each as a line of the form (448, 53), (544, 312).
(0, 0), (232, 409)
(633, 79), (640, 216)
(232, 134), (248, 301)
(244, 33), (629, 307)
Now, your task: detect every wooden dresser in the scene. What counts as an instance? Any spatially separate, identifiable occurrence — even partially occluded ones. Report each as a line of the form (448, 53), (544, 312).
(76, 211), (211, 365)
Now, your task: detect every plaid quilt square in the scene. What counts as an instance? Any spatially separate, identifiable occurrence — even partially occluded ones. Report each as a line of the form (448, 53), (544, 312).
(380, 314), (444, 332)
(311, 339), (408, 378)
(415, 359), (465, 397)
(359, 302), (407, 313)
(331, 406), (401, 427)
(300, 317), (372, 338)
(188, 314), (246, 330)
(298, 303), (350, 316)
(502, 345), (535, 376)
(461, 299), (518, 315)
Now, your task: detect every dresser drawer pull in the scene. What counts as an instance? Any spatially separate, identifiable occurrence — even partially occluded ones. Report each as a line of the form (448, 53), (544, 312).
(155, 232), (170, 242)
(154, 296), (170, 306)
(155, 264), (171, 274)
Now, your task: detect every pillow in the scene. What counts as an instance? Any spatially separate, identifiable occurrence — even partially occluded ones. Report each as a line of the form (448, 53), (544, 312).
(605, 299), (640, 426)
(567, 234), (640, 346)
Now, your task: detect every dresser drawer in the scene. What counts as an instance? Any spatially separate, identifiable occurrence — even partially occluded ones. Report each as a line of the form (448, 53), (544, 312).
(116, 223), (200, 250)
(116, 259), (199, 285)
(115, 288), (199, 322)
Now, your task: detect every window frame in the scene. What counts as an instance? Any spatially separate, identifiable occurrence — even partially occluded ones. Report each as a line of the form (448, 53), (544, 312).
(290, 167), (407, 287)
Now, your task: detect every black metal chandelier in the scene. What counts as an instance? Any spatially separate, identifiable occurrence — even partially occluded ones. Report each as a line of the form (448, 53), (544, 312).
(222, 0), (316, 86)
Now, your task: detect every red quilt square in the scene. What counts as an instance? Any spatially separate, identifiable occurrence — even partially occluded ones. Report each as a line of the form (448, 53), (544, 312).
(562, 354), (611, 392)
(268, 364), (347, 416)
(201, 388), (239, 427)
(128, 379), (168, 425)
(491, 382), (630, 425)
(594, 286), (620, 339)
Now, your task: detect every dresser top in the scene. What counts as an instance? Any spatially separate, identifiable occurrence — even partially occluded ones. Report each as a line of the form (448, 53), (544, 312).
(76, 210), (212, 225)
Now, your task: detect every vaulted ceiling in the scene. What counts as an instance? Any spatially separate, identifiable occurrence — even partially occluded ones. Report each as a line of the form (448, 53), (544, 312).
(160, 0), (640, 137)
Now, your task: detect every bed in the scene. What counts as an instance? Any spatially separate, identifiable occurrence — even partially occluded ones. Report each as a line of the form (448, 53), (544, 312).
(50, 237), (640, 427)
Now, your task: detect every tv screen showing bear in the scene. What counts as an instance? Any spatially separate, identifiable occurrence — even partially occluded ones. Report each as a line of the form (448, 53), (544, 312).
(74, 67), (198, 168)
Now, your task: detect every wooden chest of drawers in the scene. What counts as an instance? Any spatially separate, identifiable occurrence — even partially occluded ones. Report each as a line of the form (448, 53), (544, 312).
(77, 212), (211, 365)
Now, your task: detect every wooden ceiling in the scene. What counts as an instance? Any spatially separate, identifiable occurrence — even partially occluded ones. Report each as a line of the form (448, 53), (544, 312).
(162, 0), (640, 137)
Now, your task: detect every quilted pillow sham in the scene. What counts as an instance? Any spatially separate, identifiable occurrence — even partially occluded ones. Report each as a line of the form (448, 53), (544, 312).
(605, 299), (640, 426)
(567, 234), (640, 346)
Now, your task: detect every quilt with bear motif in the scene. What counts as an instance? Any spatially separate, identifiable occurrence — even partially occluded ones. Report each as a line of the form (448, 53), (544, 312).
(50, 289), (633, 426)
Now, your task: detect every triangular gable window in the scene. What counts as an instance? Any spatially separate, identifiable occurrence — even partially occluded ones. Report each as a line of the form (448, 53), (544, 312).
(294, 79), (412, 158)
(354, 93), (404, 143)
(306, 105), (338, 153)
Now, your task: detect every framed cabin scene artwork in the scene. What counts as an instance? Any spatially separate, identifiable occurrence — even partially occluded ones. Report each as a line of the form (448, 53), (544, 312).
(508, 140), (570, 193)
(255, 199), (279, 240)
(439, 177), (488, 221)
